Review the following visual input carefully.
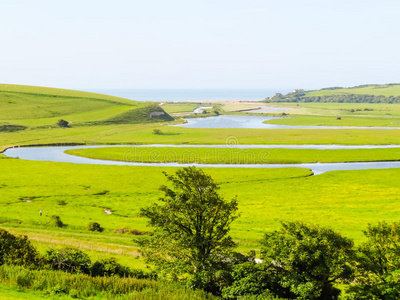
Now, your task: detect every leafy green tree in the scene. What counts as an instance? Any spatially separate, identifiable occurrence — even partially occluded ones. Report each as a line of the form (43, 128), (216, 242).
(261, 221), (355, 300)
(0, 229), (42, 267)
(347, 222), (400, 299)
(137, 167), (239, 290)
(221, 261), (295, 299)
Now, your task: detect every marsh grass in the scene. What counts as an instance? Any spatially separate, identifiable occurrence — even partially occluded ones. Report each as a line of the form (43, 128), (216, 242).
(0, 265), (216, 299)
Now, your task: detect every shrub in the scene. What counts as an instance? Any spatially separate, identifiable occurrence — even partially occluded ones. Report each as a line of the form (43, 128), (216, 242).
(50, 215), (64, 227)
(114, 227), (147, 235)
(46, 248), (91, 274)
(57, 119), (69, 128)
(152, 129), (163, 135)
(91, 257), (131, 277)
(0, 229), (42, 267)
(87, 222), (102, 232)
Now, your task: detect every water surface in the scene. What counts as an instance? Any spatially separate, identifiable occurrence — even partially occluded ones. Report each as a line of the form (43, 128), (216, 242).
(4, 145), (400, 175)
(174, 115), (400, 129)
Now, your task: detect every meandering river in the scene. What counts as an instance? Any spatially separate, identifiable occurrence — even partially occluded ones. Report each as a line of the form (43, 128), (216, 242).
(4, 145), (400, 175)
(174, 115), (400, 129)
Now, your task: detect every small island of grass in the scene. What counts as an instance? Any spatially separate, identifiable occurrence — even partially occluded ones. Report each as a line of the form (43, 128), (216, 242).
(65, 146), (400, 164)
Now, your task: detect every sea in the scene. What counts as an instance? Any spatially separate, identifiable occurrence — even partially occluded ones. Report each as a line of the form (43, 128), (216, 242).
(85, 88), (293, 102)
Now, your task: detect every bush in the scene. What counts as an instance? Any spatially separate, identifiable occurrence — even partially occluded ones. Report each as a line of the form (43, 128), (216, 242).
(87, 222), (102, 232)
(57, 119), (69, 128)
(153, 129), (163, 135)
(50, 215), (64, 227)
(91, 257), (131, 277)
(46, 248), (91, 274)
(0, 229), (42, 267)
(91, 257), (158, 279)
(114, 227), (147, 235)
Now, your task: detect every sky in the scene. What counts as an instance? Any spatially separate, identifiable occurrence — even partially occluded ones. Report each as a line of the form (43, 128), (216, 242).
(1, 0), (400, 90)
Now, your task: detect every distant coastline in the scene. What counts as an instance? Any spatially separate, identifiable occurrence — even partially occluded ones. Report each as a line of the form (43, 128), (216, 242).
(85, 88), (293, 102)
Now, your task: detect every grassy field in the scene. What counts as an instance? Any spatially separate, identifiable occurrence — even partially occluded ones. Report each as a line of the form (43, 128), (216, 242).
(2, 84), (400, 150)
(262, 102), (400, 127)
(65, 146), (400, 164)
(0, 84), (172, 127)
(265, 114), (400, 127)
(1, 84), (400, 268)
(1, 159), (400, 264)
(3, 124), (400, 152)
(305, 84), (400, 97)
(160, 102), (201, 113)
(2, 85), (400, 299)
(0, 284), (57, 300)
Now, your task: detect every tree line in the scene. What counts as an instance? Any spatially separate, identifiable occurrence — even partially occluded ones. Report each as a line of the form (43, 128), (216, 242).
(266, 92), (400, 104)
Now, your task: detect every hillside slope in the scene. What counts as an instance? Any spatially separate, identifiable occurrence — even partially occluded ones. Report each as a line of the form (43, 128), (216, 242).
(0, 84), (172, 127)
(267, 84), (400, 103)
(307, 84), (400, 97)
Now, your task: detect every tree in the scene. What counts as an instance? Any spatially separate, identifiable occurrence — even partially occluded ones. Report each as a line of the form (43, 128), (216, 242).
(221, 261), (295, 299)
(0, 229), (42, 267)
(261, 221), (355, 300)
(347, 222), (400, 299)
(137, 167), (239, 286)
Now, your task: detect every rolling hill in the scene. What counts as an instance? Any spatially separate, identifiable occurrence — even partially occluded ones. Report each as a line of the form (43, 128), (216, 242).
(267, 83), (400, 103)
(0, 84), (173, 128)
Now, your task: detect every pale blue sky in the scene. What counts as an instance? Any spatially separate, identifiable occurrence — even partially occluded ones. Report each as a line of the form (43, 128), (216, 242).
(1, 0), (399, 90)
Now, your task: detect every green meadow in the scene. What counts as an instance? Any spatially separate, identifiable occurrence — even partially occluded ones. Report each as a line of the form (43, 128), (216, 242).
(262, 103), (400, 127)
(1, 159), (400, 260)
(3, 125), (400, 152)
(306, 84), (400, 97)
(66, 146), (400, 164)
(0, 84), (173, 128)
(2, 84), (400, 298)
(161, 102), (200, 114)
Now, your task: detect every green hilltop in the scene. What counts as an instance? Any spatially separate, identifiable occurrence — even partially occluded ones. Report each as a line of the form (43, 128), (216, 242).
(0, 84), (173, 128)
(267, 83), (400, 103)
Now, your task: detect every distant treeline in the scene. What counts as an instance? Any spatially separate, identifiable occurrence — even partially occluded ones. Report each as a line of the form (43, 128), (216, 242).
(267, 92), (400, 103)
